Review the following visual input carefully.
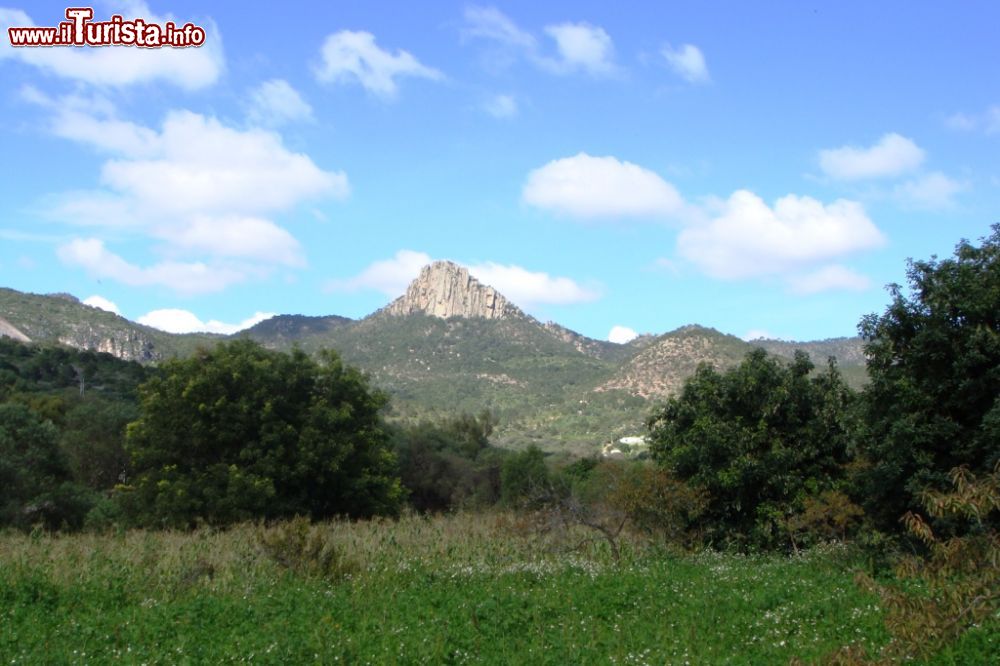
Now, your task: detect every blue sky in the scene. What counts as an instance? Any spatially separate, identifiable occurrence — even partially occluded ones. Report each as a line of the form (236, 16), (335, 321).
(1, 1), (997, 342)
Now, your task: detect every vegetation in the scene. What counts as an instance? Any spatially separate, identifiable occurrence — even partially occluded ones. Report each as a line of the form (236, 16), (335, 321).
(647, 349), (855, 549)
(856, 225), (1000, 529)
(121, 340), (403, 527)
(1, 228), (998, 661)
(0, 514), (912, 664)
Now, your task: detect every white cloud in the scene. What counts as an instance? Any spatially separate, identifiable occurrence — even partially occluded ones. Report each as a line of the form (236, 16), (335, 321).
(608, 325), (638, 344)
(83, 295), (120, 315)
(788, 265), (871, 294)
(484, 93), (518, 118)
(315, 30), (442, 98)
(326, 250), (432, 296)
(159, 216), (304, 267)
(523, 153), (684, 219)
(328, 251), (599, 307)
(34, 104), (347, 290)
(247, 79), (313, 126)
(466, 262), (600, 306)
(0, 4), (224, 89)
(944, 106), (1000, 134)
(542, 23), (615, 75)
(742, 329), (774, 341)
(138, 309), (275, 334)
(58, 238), (247, 295)
(893, 172), (966, 210)
(661, 43), (710, 83)
(462, 6), (536, 50)
(462, 7), (616, 77)
(819, 133), (925, 180)
(677, 190), (884, 281)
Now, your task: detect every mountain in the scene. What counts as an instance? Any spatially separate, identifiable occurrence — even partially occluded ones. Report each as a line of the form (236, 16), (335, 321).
(0, 288), (218, 361)
(0, 266), (869, 453)
(382, 261), (522, 320)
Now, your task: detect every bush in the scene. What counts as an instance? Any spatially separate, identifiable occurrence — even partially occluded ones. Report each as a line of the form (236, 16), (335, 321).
(257, 517), (360, 581)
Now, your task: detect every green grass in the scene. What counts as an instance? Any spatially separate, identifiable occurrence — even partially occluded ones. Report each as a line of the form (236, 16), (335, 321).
(0, 518), (850, 663)
(0, 514), (994, 664)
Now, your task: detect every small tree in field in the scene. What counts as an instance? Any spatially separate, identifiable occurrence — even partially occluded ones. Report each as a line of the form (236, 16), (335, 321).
(121, 340), (403, 527)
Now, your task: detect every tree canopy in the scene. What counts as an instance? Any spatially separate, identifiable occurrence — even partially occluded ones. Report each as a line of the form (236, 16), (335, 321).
(121, 340), (403, 527)
(647, 349), (855, 548)
(857, 225), (1000, 528)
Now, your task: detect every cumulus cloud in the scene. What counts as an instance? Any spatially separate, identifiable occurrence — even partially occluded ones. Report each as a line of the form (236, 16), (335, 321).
(788, 265), (871, 294)
(328, 250), (599, 307)
(466, 262), (600, 306)
(83, 295), (120, 315)
(0, 4), (224, 89)
(462, 7), (616, 76)
(676, 190), (884, 281)
(661, 43), (710, 83)
(315, 30), (442, 98)
(138, 309), (275, 334)
(542, 23), (615, 75)
(247, 79), (313, 126)
(608, 325), (638, 344)
(58, 238), (248, 295)
(523, 153), (684, 219)
(484, 93), (518, 118)
(893, 172), (966, 210)
(30, 97), (348, 291)
(819, 133), (925, 180)
(326, 250), (432, 296)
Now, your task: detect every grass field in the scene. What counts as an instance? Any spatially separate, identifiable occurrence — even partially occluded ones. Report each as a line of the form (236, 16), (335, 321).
(0, 513), (995, 664)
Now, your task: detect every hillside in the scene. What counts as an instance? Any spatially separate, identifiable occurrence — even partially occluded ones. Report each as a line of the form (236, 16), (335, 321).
(0, 263), (869, 453)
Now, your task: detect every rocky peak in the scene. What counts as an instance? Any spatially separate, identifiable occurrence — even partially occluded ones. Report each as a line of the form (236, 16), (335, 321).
(384, 261), (522, 320)
(0, 316), (30, 342)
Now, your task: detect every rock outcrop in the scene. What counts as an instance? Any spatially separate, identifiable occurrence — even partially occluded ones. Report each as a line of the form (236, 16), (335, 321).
(384, 261), (523, 320)
(0, 316), (30, 342)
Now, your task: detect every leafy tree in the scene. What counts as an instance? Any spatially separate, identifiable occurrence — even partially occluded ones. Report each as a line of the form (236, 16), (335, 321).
(121, 340), (403, 527)
(0, 403), (92, 529)
(60, 398), (137, 491)
(500, 445), (549, 507)
(647, 349), (855, 548)
(857, 226), (1000, 529)
(392, 411), (502, 512)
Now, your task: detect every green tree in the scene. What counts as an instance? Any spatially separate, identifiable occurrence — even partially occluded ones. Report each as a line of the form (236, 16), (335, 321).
(500, 445), (549, 507)
(647, 349), (855, 548)
(857, 225), (1000, 529)
(121, 340), (403, 527)
(0, 403), (92, 530)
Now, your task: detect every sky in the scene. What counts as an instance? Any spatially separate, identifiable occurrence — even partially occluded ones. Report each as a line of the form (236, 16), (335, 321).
(0, 1), (997, 343)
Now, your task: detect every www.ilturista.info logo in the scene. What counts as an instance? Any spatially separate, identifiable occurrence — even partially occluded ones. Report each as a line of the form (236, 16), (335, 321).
(7, 7), (206, 48)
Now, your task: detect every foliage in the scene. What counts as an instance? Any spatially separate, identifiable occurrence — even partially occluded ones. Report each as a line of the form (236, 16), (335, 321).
(857, 225), (1000, 529)
(392, 411), (504, 511)
(0, 403), (92, 530)
(783, 490), (865, 554)
(820, 464), (1000, 664)
(647, 348), (856, 549)
(256, 516), (359, 581)
(500, 445), (550, 507)
(121, 340), (403, 527)
(59, 398), (136, 491)
(603, 462), (708, 546)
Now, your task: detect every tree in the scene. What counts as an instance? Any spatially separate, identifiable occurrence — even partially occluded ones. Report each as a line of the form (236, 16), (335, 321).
(500, 445), (549, 507)
(857, 225), (1000, 529)
(121, 340), (403, 527)
(0, 403), (92, 530)
(647, 349), (855, 548)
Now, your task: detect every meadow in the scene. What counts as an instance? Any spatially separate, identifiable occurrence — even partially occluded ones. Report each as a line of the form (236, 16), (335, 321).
(2, 513), (995, 664)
